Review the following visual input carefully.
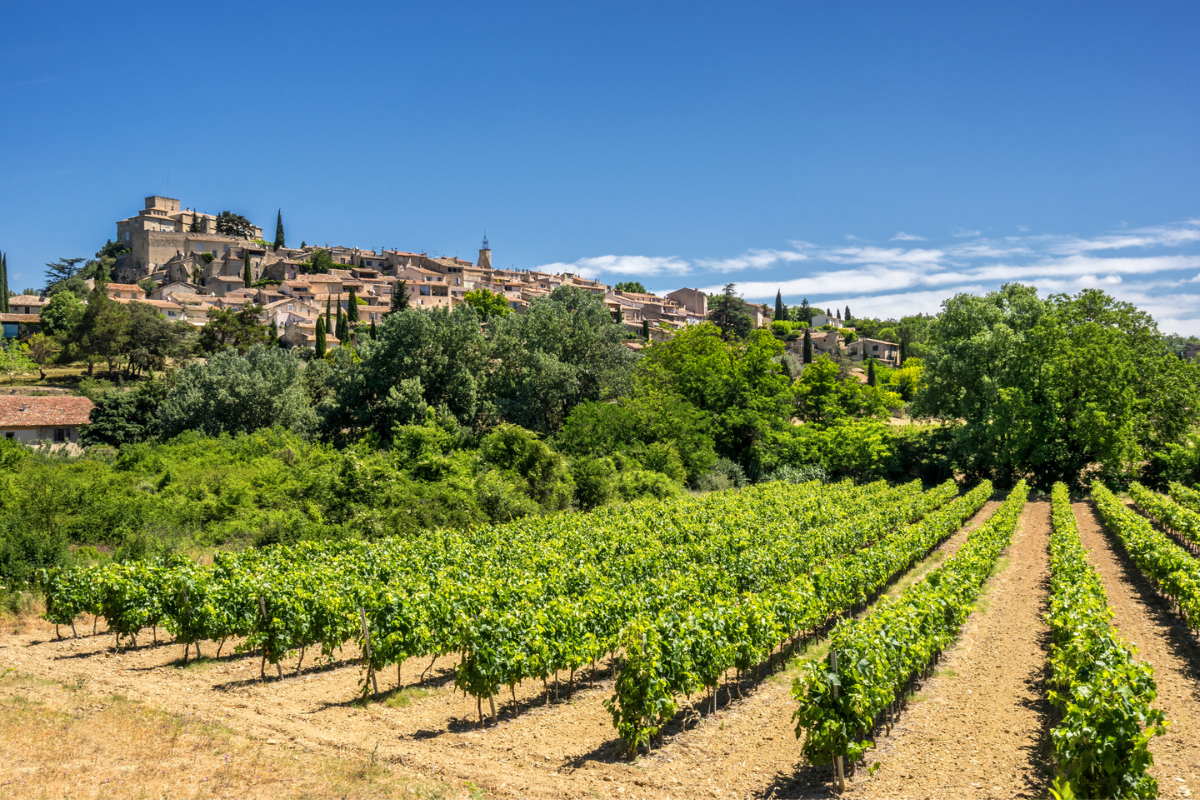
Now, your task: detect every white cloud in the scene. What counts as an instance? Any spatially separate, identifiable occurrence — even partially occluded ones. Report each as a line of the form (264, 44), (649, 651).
(537, 216), (1200, 335)
(694, 248), (807, 273)
(1018, 225), (1030, 232)
(951, 228), (981, 237)
(535, 254), (691, 279)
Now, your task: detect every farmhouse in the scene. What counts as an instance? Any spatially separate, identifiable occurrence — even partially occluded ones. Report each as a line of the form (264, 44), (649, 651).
(0, 396), (95, 445)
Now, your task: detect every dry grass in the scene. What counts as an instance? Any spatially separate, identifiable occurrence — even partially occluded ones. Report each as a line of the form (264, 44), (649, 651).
(0, 670), (458, 799)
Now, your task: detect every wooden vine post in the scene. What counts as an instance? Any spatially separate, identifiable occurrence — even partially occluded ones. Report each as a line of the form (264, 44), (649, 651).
(832, 649), (845, 793)
(360, 607), (379, 696)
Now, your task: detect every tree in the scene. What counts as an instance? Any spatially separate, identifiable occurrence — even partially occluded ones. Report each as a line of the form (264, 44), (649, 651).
(39, 292), (83, 339)
(336, 298), (348, 343)
(25, 333), (60, 380)
(320, 303), (489, 442)
(794, 356), (896, 426)
(845, 305), (852, 322)
(389, 280), (410, 314)
(792, 297), (814, 325)
(0, 341), (36, 384)
(462, 288), (510, 320)
(802, 328), (813, 364)
(43, 257), (87, 294)
(198, 306), (267, 354)
(268, 319), (279, 347)
(0, 252), (8, 313)
(325, 296), (332, 330)
(242, 251), (252, 286)
(913, 284), (1200, 487)
(214, 211), (254, 238)
(73, 282), (129, 376)
(302, 249), (334, 274)
(123, 301), (187, 377)
(79, 378), (168, 447)
(637, 324), (793, 474)
(347, 288), (360, 324)
(369, 319), (377, 340)
(614, 281), (646, 294)
(774, 290), (786, 323)
(487, 286), (638, 434)
(641, 318), (651, 339)
(158, 346), (318, 438)
(867, 358), (876, 386)
(273, 210), (285, 251)
(706, 283), (753, 340)
(189, 214), (202, 233)
(899, 339), (907, 364)
(315, 315), (327, 357)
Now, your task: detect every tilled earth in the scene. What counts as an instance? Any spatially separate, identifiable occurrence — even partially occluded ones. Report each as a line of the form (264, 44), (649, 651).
(843, 498), (1054, 800)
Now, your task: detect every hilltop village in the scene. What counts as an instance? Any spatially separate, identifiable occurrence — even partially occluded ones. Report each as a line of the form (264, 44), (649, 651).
(2, 196), (899, 364)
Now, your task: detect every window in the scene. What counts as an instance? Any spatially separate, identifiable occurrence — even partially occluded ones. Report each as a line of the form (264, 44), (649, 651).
(4, 432), (12, 440)
(872, 345), (879, 352)
(53, 428), (67, 443)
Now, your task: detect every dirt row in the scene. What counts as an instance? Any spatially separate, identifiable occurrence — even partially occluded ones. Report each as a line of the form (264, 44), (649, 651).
(0, 500), (1012, 800)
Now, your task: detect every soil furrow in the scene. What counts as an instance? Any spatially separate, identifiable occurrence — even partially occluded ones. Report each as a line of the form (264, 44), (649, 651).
(842, 498), (1054, 800)
(1074, 500), (1200, 798)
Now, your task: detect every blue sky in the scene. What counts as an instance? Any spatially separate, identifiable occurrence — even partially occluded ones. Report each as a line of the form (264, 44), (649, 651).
(3, 2), (1199, 331)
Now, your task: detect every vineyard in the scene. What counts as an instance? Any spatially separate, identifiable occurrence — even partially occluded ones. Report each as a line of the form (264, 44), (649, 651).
(7, 477), (1200, 798)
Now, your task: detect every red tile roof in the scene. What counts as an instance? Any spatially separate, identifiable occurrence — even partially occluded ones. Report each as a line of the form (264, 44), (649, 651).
(0, 396), (94, 427)
(0, 314), (41, 323)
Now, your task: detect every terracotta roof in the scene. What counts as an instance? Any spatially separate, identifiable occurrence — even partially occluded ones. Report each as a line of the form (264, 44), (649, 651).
(305, 275), (343, 284)
(0, 313), (41, 323)
(0, 396), (94, 427)
(106, 283), (143, 292)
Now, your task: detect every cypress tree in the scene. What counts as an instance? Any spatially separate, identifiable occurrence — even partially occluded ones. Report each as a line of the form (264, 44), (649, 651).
(899, 339), (907, 364)
(802, 328), (813, 364)
(844, 305), (851, 322)
(389, 280), (410, 315)
(0, 252), (8, 313)
(315, 316), (327, 357)
(243, 250), (252, 286)
(867, 359), (876, 386)
(827, 308), (833, 318)
(641, 318), (650, 339)
(336, 296), (346, 342)
(774, 289), (786, 322)
(268, 319), (278, 346)
(369, 318), (377, 340)
(347, 288), (359, 323)
(273, 210), (285, 251)
(325, 296), (332, 330)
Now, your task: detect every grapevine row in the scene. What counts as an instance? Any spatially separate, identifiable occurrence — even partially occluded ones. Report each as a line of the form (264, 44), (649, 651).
(1130, 482), (1200, 551)
(1091, 481), (1200, 626)
(605, 478), (975, 752)
(42, 479), (912, 716)
(1168, 481), (1200, 515)
(1047, 482), (1164, 799)
(791, 480), (1028, 771)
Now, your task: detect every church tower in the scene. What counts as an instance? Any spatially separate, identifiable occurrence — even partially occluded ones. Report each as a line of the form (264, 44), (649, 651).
(477, 234), (492, 270)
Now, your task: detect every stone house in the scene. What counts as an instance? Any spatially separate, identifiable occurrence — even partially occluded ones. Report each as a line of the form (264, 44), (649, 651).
(0, 396), (95, 445)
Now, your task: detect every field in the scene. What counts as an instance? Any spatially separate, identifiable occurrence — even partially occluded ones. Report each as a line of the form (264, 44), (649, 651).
(5, 480), (1200, 799)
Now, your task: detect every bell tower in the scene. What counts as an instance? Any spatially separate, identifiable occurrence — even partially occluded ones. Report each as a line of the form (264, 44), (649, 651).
(478, 234), (492, 270)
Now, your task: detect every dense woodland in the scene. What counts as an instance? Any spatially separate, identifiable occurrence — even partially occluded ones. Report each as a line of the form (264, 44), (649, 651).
(2, 278), (1198, 602)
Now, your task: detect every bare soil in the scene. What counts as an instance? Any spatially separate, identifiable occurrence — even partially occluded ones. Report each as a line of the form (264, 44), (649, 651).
(0, 499), (1004, 800)
(1074, 500), (1200, 798)
(844, 498), (1055, 800)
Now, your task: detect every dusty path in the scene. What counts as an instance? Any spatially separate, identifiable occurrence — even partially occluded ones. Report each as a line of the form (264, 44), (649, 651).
(1075, 500), (1200, 797)
(0, 498), (1004, 800)
(843, 498), (1054, 800)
